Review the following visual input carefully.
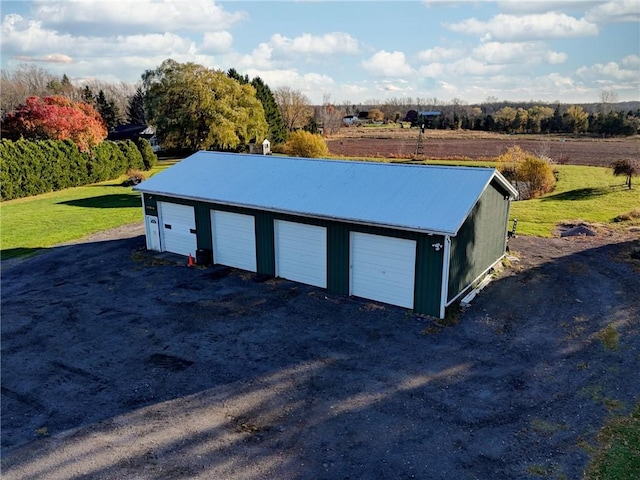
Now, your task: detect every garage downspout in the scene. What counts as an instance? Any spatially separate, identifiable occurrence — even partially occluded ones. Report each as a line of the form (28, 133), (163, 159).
(439, 236), (451, 319)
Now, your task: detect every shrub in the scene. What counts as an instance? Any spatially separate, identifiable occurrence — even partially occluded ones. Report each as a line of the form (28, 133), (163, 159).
(518, 157), (556, 199)
(117, 140), (145, 170)
(0, 139), (145, 200)
(285, 130), (329, 158)
(123, 168), (146, 186)
(135, 138), (158, 169)
(497, 146), (556, 199)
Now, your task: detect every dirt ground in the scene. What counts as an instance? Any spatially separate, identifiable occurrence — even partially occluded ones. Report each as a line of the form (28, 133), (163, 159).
(326, 129), (640, 167)
(1, 225), (639, 479)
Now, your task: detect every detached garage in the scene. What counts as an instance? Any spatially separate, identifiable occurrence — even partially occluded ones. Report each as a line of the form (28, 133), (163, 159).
(134, 151), (517, 318)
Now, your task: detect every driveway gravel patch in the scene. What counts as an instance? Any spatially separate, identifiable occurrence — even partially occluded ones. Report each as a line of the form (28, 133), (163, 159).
(2, 229), (639, 479)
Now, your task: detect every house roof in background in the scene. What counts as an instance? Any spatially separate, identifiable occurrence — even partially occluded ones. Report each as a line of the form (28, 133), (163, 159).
(107, 124), (155, 141)
(134, 152), (517, 235)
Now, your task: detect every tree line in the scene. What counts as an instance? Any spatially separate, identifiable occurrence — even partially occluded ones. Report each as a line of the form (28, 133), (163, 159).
(2, 62), (638, 157)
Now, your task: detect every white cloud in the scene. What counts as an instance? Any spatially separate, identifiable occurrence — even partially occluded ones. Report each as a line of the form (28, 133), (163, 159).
(496, 1), (597, 14)
(473, 41), (567, 65)
(417, 46), (463, 62)
(2, 14), (73, 53)
(621, 54), (640, 68)
(33, 0), (247, 34)
(585, 0), (640, 23)
(449, 58), (505, 75)
(1, 14), (196, 58)
(270, 32), (359, 57)
(577, 60), (640, 81)
(243, 68), (336, 103)
(14, 53), (73, 64)
(445, 12), (599, 41)
(419, 57), (504, 79)
(200, 31), (233, 54)
(382, 81), (403, 92)
(361, 50), (413, 77)
(418, 62), (446, 78)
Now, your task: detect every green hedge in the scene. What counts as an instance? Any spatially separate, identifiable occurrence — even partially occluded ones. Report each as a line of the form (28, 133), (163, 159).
(0, 139), (155, 201)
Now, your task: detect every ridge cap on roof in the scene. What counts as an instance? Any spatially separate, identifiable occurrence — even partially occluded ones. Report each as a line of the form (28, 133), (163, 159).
(191, 150), (497, 173)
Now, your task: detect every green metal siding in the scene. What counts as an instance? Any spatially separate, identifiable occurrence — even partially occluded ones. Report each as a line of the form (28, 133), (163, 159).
(254, 211), (275, 276)
(143, 195), (449, 317)
(414, 235), (445, 317)
(447, 181), (510, 302)
(332, 224), (444, 317)
(194, 204), (212, 251)
(327, 224), (350, 295)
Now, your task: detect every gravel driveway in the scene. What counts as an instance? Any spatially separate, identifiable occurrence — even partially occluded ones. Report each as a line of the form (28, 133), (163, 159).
(2, 226), (639, 479)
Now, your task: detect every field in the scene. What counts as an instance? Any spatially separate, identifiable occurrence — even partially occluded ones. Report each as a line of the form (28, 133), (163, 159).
(327, 127), (640, 167)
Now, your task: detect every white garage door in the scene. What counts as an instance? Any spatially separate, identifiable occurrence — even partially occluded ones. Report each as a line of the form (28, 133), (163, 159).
(350, 232), (416, 309)
(274, 220), (327, 288)
(211, 210), (256, 272)
(158, 202), (197, 257)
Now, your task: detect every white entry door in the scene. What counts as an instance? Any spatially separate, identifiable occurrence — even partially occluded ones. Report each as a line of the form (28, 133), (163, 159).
(145, 215), (161, 251)
(211, 210), (257, 272)
(350, 232), (416, 309)
(158, 202), (197, 257)
(274, 220), (327, 288)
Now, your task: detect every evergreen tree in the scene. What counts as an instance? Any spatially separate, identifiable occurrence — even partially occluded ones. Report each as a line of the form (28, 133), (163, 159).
(227, 69), (287, 143)
(60, 74), (74, 97)
(251, 76), (287, 144)
(127, 86), (146, 125)
(227, 68), (249, 85)
(95, 89), (121, 131)
(81, 86), (95, 105)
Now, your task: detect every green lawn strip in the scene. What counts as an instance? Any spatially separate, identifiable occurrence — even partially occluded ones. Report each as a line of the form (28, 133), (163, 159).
(584, 403), (640, 480)
(509, 165), (639, 236)
(1, 163), (171, 260)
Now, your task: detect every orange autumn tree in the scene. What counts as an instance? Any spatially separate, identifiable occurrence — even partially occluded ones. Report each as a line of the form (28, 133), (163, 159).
(2, 95), (107, 151)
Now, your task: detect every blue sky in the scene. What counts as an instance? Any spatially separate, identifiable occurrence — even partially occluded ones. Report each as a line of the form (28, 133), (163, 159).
(2, 0), (639, 104)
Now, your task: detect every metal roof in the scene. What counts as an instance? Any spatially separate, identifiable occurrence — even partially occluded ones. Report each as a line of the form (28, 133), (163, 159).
(134, 152), (517, 236)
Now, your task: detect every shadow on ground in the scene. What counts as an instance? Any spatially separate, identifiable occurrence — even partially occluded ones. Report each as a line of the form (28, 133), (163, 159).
(2, 234), (639, 479)
(57, 194), (141, 209)
(541, 187), (614, 201)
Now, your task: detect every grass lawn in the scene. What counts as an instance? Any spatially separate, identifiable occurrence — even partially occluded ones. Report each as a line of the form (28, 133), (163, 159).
(584, 403), (640, 480)
(509, 165), (640, 236)
(0, 162), (172, 260)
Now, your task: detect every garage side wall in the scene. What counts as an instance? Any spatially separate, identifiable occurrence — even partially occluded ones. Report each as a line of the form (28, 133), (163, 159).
(447, 181), (511, 303)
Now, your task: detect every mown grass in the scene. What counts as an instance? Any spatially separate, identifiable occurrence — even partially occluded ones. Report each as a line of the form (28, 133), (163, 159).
(0, 162), (172, 260)
(584, 403), (640, 480)
(508, 165), (640, 236)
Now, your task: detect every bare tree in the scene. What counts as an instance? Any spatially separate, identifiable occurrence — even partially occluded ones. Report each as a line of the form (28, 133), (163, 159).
(316, 94), (345, 135)
(600, 89), (618, 114)
(274, 86), (313, 132)
(1, 64), (58, 116)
